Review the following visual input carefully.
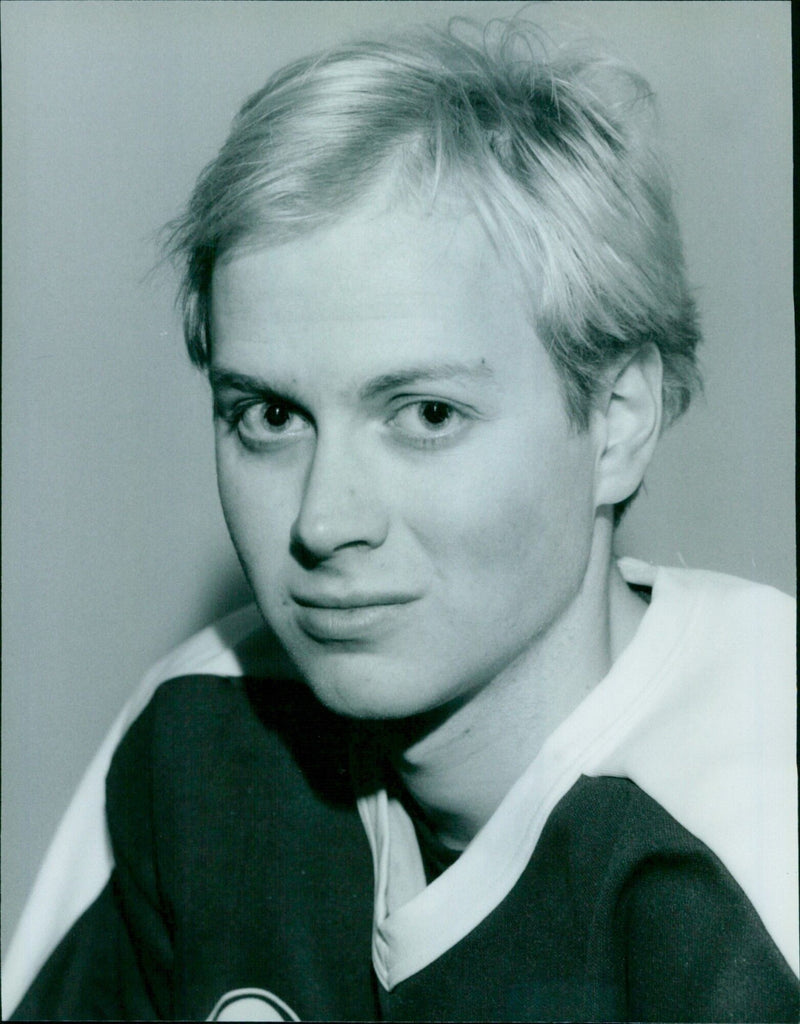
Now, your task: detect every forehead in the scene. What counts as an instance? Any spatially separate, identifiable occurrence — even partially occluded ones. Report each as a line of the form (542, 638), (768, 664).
(214, 203), (501, 320)
(208, 199), (555, 396)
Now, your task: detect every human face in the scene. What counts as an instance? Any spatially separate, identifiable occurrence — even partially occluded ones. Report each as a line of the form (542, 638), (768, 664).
(210, 202), (603, 720)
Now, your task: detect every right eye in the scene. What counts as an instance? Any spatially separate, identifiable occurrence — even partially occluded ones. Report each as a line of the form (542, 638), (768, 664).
(235, 401), (311, 448)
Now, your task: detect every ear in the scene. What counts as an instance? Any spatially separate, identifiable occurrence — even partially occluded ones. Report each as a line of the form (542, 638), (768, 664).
(592, 343), (663, 510)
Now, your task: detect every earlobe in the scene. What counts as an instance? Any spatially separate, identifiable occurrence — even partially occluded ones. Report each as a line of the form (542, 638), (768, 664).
(593, 343), (663, 509)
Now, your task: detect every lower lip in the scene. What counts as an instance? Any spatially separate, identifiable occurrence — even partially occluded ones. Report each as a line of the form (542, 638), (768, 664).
(293, 603), (410, 642)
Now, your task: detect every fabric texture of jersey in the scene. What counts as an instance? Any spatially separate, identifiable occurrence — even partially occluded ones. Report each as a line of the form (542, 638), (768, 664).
(1, 604), (270, 1018)
(11, 678), (799, 1021)
(7, 561), (799, 1021)
(355, 558), (798, 989)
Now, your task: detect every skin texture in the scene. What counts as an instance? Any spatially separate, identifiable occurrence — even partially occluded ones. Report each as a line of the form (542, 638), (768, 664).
(210, 196), (658, 844)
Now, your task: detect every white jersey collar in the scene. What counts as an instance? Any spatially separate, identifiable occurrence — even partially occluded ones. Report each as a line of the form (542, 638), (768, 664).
(355, 559), (798, 988)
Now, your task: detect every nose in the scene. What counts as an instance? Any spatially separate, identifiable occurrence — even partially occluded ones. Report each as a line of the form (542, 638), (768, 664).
(291, 433), (389, 563)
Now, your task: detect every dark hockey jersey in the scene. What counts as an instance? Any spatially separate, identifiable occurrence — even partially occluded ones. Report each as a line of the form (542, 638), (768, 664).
(8, 562), (799, 1020)
(12, 674), (799, 1022)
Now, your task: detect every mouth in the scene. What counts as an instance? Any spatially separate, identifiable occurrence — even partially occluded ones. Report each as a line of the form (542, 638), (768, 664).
(290, 592), (419, 642)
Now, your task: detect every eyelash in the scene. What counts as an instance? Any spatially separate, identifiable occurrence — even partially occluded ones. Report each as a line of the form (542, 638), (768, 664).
(387, 400), (468, 448)
(216, 397), (470, 451)
(218, 399), (309, 449)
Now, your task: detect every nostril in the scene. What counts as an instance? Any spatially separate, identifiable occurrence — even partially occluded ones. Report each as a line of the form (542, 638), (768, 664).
(290, 535), (326, 570)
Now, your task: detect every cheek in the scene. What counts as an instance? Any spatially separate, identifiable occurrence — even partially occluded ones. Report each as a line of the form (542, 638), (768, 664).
(215, 447), (296, 568)
(413, 431), (597, 595)
(216, 445), (248, 542)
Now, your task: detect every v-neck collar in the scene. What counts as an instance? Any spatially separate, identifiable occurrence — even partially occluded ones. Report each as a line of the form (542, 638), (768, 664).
(355, 558), (700, 990)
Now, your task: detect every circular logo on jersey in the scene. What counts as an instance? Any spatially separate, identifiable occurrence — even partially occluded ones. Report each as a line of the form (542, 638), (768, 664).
(207, 987), (300, 1021)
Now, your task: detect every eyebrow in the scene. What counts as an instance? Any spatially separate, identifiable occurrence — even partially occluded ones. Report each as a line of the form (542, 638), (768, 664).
(209, 367), (285, 396)
(356, 361), (495, 402)
(209, 361), (496, 402)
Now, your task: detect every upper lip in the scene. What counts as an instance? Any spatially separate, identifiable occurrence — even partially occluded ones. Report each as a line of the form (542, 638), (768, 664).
(291, 591), (420, 609)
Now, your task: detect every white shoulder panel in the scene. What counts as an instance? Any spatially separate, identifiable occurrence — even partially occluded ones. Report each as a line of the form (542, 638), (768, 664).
(595, 561), (798, 976)
(1, 604), (264, 1018)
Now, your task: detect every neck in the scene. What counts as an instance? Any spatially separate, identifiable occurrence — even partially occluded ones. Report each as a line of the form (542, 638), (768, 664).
(379, 522), (647, 850)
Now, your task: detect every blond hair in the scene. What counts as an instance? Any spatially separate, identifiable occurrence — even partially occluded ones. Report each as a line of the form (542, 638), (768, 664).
(167, 20), (701, 440)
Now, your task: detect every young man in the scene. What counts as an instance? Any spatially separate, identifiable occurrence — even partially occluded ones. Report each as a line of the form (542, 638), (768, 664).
(10, 21), (798, 1022)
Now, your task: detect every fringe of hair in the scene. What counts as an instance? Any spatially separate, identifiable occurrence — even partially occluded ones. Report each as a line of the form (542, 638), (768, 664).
(166, 18), (702, 457)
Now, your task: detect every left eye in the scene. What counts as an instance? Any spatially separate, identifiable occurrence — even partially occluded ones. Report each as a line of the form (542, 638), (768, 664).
(389, 401), (465, 441)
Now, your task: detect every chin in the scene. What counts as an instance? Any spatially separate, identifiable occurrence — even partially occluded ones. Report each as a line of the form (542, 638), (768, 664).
(299, 659), (448, 722)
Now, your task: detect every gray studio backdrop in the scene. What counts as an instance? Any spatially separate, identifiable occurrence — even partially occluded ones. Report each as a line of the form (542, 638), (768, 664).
(2, 1), (794, 957)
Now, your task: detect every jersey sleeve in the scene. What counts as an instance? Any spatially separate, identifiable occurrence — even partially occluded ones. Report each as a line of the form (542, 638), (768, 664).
(10, 695), (173, 1021)
(620, 847), (800, 1023)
